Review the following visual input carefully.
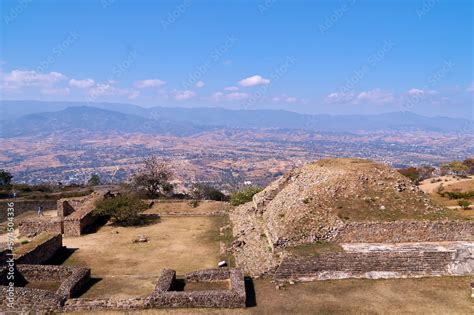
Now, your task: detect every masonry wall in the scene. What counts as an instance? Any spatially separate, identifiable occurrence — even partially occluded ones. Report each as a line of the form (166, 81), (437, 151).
(57, 200), (77, 219)
(63, 268), (247, 312)
(274, 251), (455, 281)
(19, 217), (63, 237)
(63, 211), (98, 237)
(332, 221), (474, 243)
(61, 193), (101, 237)
(147, 268), (246, 309)
(14, 233), (62, 265)
(15, 264), (91, 299)
(0, 265), (91, 312)
(0, 200), (57, 222)
(0, 286), (63, 312)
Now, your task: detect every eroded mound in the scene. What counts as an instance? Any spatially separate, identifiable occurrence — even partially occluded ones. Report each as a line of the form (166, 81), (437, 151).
(230, 158), (450, 275)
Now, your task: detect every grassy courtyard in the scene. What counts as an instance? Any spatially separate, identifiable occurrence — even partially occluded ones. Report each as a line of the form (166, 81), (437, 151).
(61, 216), (224, 299)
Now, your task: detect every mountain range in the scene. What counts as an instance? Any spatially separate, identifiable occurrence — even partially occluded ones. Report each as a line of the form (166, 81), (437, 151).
(0, 100), (471, 138)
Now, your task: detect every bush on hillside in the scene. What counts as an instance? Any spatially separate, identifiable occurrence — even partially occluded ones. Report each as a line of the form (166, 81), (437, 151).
(230, 186), (263, 206)
(191, 183), (228, 201)
(457, 199), (471, 210)
(94, 194), (149, 226)
(441, 191), (474, 200)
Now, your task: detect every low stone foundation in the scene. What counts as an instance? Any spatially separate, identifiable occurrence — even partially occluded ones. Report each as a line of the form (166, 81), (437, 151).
(63, 268), (246, 312)
(147, 268), (246, 309)
(0, 264), (91, 312)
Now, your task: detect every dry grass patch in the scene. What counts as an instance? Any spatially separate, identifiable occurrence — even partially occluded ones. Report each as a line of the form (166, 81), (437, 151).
(61, 216), (224, 299)
(145, 200), (231, 215)
(286, 241), (343, 257)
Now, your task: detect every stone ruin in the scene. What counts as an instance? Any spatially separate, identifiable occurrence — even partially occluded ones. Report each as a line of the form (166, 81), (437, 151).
(64, 268), (246, 311)
(1, 265), (246, 312)
(18, 192), (104, 238)
(0, 230), (247, 312)
(0, 264), (91, 312)
(230, 159), (474, 281)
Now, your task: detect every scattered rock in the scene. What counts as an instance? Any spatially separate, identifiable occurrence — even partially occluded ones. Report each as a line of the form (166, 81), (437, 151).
(132, 235), (149, 243)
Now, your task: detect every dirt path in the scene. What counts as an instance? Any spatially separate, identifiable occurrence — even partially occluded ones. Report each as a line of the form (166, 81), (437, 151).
(419, 175), (473, 194)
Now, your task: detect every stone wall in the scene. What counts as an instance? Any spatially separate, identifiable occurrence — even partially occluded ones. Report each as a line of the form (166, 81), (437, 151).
(57, 200), (77, 219)
(62, 193), (102, 237)
(63, 268), (246, 312)
(19, 217), (63, 237)
(0, 286), (63, 312)
(147, 268), (246, 309)
(0, 264), (90, 312)
(0, 200), (57, 222)
(15, 264), (91, 299)
(14, 233), (62, 265)
(274, 251), (456, 281)
(332, 221), (474, 243)
(63, 210), (98, 237)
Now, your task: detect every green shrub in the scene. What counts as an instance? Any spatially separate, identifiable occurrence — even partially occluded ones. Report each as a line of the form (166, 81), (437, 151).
(191, 183), (228, 201)
(457, 199), (471, 210)
(230, 186), (263, 206)
(189, 200), (200, 208)
(94, 194), (149, 226)
(442, 191), (474, 200)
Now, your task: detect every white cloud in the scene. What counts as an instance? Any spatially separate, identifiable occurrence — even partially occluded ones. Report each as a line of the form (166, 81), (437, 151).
(69, 78), (95, 89)
(195, 81), (205, 88)
(357, 89), (394, 103)
(212, 91), (249, 101)
(224, 86), (239, 91)
(238, 75), (270, 87)
(173, 90), (195, 100)
(135, 79), (166, 88)
(325, 92), (355, 103)
(226, 92), (249, 100)
(40, 87), (70, 96)
(273, 95), (299, 103)
(128, 90), (140, 99)
(407, 88), (438, 96)
(2, 70), (67, 88)
(85, 83), (139, 101)
(407, 88), (425, 96)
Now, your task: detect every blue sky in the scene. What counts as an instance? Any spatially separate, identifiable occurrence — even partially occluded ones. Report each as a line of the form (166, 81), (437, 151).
(0, 0), (472, 118)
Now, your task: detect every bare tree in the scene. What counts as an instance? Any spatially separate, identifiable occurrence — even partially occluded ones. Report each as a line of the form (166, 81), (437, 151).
(131, 156), (174, 197)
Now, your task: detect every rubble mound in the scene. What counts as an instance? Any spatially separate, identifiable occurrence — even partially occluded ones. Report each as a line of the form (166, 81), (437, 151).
(230, 158), (448, 275)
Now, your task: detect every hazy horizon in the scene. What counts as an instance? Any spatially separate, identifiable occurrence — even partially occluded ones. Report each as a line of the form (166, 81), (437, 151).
(1, 1), (472, 119)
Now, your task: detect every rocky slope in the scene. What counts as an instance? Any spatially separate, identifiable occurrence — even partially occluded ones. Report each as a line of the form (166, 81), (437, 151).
(230, 158), (449, 275)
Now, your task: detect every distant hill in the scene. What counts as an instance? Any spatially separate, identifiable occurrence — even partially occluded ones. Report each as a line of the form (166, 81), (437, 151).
(0, 106), (207, 137)
(0, 100), (471, 137)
